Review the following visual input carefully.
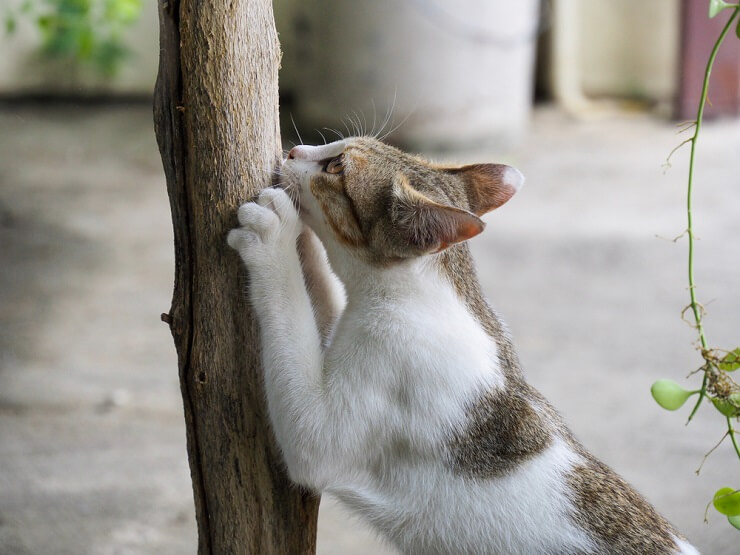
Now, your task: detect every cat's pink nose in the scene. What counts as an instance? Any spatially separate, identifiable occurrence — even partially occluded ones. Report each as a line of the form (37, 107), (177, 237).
(288, 146), (309, 160)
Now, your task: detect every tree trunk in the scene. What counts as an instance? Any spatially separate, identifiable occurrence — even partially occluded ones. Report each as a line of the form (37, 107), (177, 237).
(152, 1), (320, 553)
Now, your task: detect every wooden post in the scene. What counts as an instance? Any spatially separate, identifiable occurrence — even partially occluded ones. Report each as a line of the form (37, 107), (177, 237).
(152, 0), (320, 552)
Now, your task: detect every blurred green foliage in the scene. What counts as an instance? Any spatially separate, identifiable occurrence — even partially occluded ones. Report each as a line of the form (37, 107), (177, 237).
(5, 0), (142, 77)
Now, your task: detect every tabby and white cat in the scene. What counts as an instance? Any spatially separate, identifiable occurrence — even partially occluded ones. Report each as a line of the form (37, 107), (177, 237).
(227, 137), (697, 554)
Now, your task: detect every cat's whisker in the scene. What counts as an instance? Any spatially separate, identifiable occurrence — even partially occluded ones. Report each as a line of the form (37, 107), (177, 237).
(370, 99), (378, 138)
(359, 113), (365, 136)
(378, 105), (412, 143)
(348, 111), (360, 137)
(290, 113), (304, 146)
(316, 128), (328, 145)
(350, 110), (365, 137)
(323, 127), (345, 140)
(375, 92), (396, 140)
(342, 118), (352, 139)
(359, 109), (369, 137)
(238, 164), (282, 180)
(343, 114), (353, 137)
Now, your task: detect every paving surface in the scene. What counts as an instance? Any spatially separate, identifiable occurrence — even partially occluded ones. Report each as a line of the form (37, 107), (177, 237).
(0, 104), (738, 554)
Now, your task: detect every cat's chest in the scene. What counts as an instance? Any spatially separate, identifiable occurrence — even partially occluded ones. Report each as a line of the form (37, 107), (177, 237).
(325, 287), (505, 405)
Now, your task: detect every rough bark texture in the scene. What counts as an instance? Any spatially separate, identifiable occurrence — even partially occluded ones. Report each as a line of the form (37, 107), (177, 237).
(153, 0), (320, 552)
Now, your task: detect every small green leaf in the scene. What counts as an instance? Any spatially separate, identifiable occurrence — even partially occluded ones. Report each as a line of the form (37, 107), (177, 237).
(105, 0), (141, 24)
(36, 14), (52, 31)
(651, 379), (694, 411)
(713, 488), (740, 516)
(709, 0), (734, 18)
(712, 394), (740, 417)
(77, 27), (94, 58)
(5, 15), (16, 34)
(719, 348), (740, 372)
(736, 18), (740, 39)
(729, 514), (740, 530)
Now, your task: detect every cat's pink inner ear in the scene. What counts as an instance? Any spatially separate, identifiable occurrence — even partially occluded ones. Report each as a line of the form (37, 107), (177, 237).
(429, 207), (485, 253)
(452, 163), (524, 216)
(393, 174), (485, 253)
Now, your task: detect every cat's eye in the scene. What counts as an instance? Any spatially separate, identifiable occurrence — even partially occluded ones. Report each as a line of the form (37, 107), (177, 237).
(324, 155), (344, 175)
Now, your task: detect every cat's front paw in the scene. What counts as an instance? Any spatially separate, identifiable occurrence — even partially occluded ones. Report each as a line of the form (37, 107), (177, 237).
(227, 188), (300, 268)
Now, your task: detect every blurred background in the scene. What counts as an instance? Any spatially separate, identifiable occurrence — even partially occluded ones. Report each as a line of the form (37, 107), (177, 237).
(1, 0), (739, 553)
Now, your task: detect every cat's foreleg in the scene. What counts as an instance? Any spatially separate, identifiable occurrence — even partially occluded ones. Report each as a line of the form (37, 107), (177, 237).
(227, 188), (328, 485)
(296, 227), (346, 346)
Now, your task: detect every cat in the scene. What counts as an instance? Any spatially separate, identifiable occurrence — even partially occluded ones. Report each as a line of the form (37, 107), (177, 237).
(227, 137), (698, 554)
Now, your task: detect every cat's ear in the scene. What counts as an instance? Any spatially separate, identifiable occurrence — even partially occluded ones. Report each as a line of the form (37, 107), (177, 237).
(391, 173), (485, 253)
(447, 163), (524, 216)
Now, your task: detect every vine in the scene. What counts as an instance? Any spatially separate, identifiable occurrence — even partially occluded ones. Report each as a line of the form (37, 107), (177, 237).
(651, 0), (740, 531)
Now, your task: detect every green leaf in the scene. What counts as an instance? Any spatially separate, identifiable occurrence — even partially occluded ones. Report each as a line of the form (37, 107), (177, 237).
(719, 348), (740, 371)
(729, 514), (740, 530)
(709, 0), (734, 18)
(105, 0), (142, 24)
(714, 488), (740, 516)
(712, 393), (740, 417)
(36, 15), (52, 31)
(651, 379), (694, 411)
(5, 15), (16, 34)
(76, 27), (94, 58)
(736, 18), (740, 39)
(91, 38), (129, 76)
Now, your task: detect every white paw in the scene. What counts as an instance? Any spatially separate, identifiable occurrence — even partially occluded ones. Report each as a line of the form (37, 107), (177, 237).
(227, 188), (300, 266)
(235, 202), (280, 240)
(252, 187), (300, 229)
(226, 227), (260, 252)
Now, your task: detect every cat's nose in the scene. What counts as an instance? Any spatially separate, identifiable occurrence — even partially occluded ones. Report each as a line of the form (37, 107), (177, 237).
(288, 146), (309, 160)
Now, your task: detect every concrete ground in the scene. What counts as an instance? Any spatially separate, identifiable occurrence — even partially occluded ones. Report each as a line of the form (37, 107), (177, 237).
(0, 104), (738, 554)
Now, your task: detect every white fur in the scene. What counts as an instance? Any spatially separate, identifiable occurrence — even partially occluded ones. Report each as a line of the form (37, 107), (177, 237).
(330, 437), (596, 555)
(503, 165), (526, 192)
(226, 140), (694, 554)
(673, 536), (700, 555)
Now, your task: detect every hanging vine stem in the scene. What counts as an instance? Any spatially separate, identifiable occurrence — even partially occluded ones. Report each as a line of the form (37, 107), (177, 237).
(683, 6), (740, 432)
(650, 2), (740, 529)
(729, 416), (740, 451)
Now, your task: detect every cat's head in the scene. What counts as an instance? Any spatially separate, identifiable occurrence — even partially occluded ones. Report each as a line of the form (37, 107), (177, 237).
(281, 137), (523, 265)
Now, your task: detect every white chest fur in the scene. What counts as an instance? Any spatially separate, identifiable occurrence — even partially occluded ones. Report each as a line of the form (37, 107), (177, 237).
(324, 262), (503, 452)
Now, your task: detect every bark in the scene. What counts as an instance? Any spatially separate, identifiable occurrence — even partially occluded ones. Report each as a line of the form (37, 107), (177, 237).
(153, 0), (320, 553)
